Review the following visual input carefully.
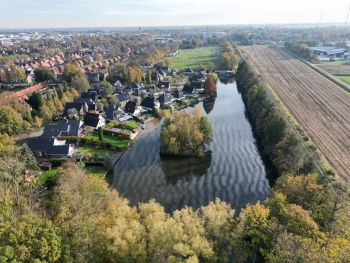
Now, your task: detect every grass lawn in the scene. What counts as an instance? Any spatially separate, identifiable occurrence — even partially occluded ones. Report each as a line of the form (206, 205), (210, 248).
(79, 146), (114, 156)
(168, 46), (222, 70)
(125, 121), (139, 128)
(84, 133), (130, 149)
(336, 75), (350, 84)
(85, 166), (107, 178)
(38, 168), (58, 184)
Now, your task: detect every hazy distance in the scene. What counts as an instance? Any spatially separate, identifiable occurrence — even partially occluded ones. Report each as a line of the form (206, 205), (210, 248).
(1, 0), (350, 29)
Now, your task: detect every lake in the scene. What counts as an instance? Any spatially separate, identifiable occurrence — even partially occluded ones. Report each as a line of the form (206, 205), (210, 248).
(109, 80), (271, 213)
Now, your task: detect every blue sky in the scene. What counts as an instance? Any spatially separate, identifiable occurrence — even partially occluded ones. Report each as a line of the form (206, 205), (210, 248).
(1, 0), (350, 28)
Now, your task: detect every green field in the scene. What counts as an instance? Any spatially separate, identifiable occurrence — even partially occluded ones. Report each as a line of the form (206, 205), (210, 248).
(84, 134), (130, 149)
(336, 75), (350, 84)
(85, 166), (107, 178)
(79, 146), (114, 156)
(168, 46), (222, 70)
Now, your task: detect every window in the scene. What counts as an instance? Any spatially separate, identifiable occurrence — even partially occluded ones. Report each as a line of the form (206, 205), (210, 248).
(37, 151), (42, 157)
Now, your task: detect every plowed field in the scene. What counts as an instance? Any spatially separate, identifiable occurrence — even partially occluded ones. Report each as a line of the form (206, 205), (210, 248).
(241, 45), (350, 182)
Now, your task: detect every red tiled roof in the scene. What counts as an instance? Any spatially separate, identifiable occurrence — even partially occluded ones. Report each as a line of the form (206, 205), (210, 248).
(0, 82), (49, 104)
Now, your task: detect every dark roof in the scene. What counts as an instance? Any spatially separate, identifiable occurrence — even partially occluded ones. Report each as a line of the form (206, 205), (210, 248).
(115, 93), (131, 102)
(105, 104), (117, 120)
(157, 94), (172, 104)
(160, 66), (170, 72)
(141, 96), (157, 109)
(26, 138), (56, 152)
(125, 101), (137, 114)
(156, 82), (170, 90)
(125, 82), (140, 90)
(57, 120), (83, 136)
(182, 85), (195, 93)
(73, 98), (96, 111)
(46, 145), (71, 155)
(131, 88), (141, 96)
(174, 89), (185, 99)
(88, 88), (101, 95)
(42, 124), (69, 137)
(157, 69), (166, 76)
(64, 102), (86, 113)
(85, 112), (100, 118)
(81, 91), (97, 101)
(190, 81), (203, 89)
(84, 115), (100, 128)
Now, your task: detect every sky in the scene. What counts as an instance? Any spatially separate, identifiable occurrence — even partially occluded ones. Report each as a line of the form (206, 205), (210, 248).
(1, 0), (350, 29)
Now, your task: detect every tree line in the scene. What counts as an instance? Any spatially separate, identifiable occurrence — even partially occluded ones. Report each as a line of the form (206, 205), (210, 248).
(284, 42), (319, 63)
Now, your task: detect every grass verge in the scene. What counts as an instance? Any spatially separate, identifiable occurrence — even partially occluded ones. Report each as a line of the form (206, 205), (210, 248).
(78, 146), (114, 156)
(85, 166), (107, 179)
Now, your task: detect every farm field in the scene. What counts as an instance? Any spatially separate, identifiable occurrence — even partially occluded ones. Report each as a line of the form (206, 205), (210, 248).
(241, 45), (350, 182)
(317, 64), (350, 75)
(168, 46), (221, 70)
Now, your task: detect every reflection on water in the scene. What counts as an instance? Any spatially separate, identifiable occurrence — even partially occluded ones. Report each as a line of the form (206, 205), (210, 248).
(203, 93), (217, 115)
(111, 81), (270, 213)
(160, 150), (212, 185)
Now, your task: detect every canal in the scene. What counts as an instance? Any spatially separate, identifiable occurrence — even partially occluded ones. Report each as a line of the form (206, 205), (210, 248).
(109, 80), (270, 213)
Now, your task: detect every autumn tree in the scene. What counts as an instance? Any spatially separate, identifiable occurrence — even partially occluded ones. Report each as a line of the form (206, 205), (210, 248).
(62, 63), (81, 83)
(0, 106), (23, 136)
(101, 79), (115, 97)
(145, 70), (152, 85)
(203, 77), (217, 95)
(109, 96), (119, 106)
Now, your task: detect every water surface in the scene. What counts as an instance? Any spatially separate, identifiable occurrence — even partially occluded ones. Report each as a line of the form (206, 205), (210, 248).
(110, 81), (270, 213)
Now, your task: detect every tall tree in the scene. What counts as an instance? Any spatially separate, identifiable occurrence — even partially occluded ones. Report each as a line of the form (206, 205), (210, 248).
(203, 77), (216, 95)
(145, 70), (152, 85)
(101, 79), (115, 97)
(71, 75), (89, 94)
(34, 66), (56, 82)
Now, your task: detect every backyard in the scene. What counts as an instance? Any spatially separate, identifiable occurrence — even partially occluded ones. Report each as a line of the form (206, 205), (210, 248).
(79, 146), (115, 156)
(168, 46), (222, 70)
(84, 133), (130, 149)
(85, 166), (107, 178)
(38, 168), (58, 184)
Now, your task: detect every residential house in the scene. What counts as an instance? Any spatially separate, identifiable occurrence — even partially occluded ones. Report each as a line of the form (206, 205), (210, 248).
(182, 68), (193, 76)
(84, 112), (106, 130)
(125, 101), (147, 116)
(151, 71), (164, 82)
(140, 96), (160, 111)
(26, 137), (72, 158)
(192, 72), (207, 81)
(115, 93), (132, 107)
(190, 81), (203, 90)
(99, 68), (108, 80)
(182, 85), (197, 95)
(174, 89), (185, 100)
(73, 98), (96, 112)
(105, 104), (133, 122)
(147, 85), (161, 97)
(157, 93), (173, 106)
(160, 66), (171, 74)
(81, 91), (97, 101)
(155, 81), (171, 92)
(42, 120), (84, 138)
(114, 80), (124, 92)
(87, 72), (99, 82)
(64, 102), (89, 116)
(124, 81), (141, 93)
(131, 88), (142, 100)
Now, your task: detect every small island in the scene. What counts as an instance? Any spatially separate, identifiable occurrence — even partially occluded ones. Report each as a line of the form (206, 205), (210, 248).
(159, 107), (213, 157)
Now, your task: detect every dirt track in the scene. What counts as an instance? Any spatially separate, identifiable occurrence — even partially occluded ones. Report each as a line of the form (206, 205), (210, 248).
(241, 45), (350, 182)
